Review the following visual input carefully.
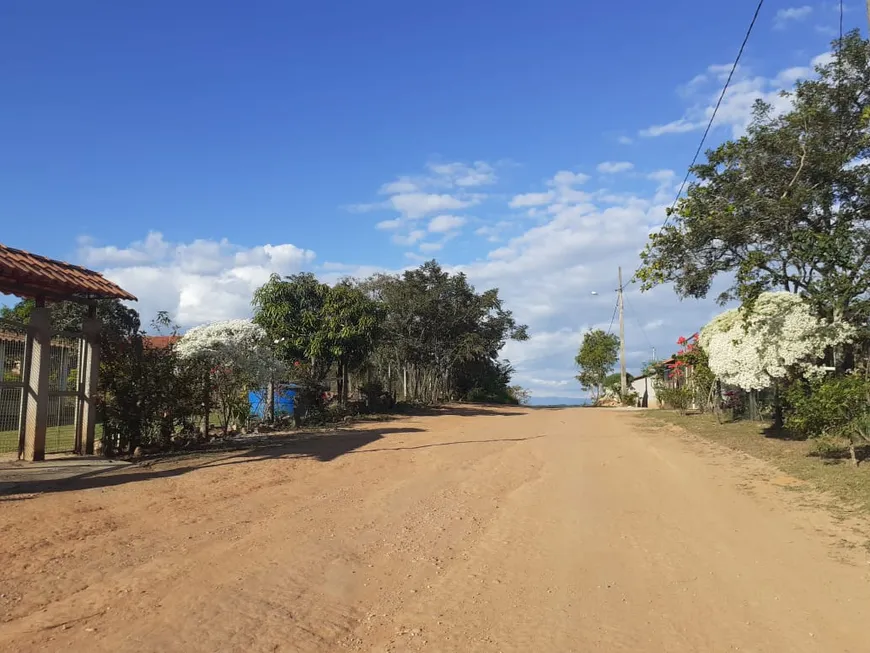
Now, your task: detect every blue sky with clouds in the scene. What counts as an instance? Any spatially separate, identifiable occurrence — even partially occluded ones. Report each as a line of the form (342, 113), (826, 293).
(1, 1), (863, 399)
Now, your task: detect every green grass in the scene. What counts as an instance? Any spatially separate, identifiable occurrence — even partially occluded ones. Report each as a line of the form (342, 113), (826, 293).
(638, 411), (870, 515)
(0, 423), (104, 455)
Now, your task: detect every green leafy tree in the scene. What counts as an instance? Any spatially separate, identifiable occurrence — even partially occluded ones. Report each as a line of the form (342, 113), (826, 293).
(636, 32), (870, 330)
(321, 281), (383, 404)
(252, 274), (383, 405)
(361, 261), (528, 403)
(252, 272), (331, 375)
(575, 330), (620, 403)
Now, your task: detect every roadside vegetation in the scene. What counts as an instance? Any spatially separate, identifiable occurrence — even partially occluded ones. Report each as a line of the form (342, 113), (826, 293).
(0, 260), (530, 456)
(622, 33), (870, 510)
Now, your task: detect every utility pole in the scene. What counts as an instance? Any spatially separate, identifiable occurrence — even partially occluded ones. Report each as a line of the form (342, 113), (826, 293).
(618, 266), (627, 396)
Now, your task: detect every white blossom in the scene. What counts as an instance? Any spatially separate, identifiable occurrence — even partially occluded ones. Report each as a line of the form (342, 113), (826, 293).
(176, 319), (283, 384)
(699, 292), (854, 390)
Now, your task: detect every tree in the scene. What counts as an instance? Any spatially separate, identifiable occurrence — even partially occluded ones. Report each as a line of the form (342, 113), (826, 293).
(361, 261), (528, 403)
(699, 291), (855, 391)
(575, 330), (620, 402)
(252, 274), (382, 405)
(320, 281), (383, 404)
(252, 273), (330, 376)
(508, 385), (532, 405)
(176, 319), (283, 435)
(636, 32), (870, 329)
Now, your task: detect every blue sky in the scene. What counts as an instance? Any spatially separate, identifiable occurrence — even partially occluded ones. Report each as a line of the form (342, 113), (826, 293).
(1, 1), (861, 398)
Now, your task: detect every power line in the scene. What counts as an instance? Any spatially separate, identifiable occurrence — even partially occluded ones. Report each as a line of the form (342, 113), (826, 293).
(839, 0), (844, 46)
(606, 294), (619, 335)
(629, 0), (767, 288)
(662, 0), (766, 230)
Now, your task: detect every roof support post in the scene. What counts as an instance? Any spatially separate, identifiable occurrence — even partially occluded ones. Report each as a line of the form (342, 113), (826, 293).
(22, 305), (51, 461)
(80, 314), (101, 455)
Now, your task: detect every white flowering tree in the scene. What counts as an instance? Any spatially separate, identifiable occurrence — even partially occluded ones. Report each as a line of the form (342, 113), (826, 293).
(699, 292), (855, 391)
(176, 319), (284, 435)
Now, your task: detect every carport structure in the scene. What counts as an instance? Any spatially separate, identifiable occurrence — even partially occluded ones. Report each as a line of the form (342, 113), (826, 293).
(0, 243), (136, 461)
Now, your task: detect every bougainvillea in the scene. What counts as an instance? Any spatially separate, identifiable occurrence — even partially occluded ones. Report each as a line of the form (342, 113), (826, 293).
(699, 292), (854, 390)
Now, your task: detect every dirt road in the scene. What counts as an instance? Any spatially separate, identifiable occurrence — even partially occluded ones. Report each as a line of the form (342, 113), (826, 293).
(2, 407), (870, 652)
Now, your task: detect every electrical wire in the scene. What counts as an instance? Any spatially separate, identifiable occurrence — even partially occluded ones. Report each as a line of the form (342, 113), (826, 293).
(839, 0), (844, 47)
(627, 0), (768, 289)
(605, 295), (619, 335)
(659, 0), (767, 234)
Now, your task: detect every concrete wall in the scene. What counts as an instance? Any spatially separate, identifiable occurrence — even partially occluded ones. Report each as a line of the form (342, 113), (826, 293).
(630, 375), (658, 409)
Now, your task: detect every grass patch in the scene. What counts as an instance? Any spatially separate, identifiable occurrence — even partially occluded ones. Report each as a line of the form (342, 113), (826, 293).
(639, 411), (870, 515)
(0, 424), (106, 455)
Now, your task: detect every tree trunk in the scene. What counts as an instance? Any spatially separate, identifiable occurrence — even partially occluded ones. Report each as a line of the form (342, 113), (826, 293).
(337, 361), (344, 406)
(266, 378), (275, 423)
(342, 361), (349, 404)
(203, 371), (211, 439)
(403, 365), (407, 400)
(772, 381), (783, 432)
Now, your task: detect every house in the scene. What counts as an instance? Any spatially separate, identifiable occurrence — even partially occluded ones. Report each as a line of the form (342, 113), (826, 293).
(143, 335), (181, 350)
(630, 374), (659, 408)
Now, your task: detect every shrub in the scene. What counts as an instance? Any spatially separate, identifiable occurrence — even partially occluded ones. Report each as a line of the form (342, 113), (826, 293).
(656, 385), (693, 413)
(466, 386), (519, 405)
(785, 374), (870, 465)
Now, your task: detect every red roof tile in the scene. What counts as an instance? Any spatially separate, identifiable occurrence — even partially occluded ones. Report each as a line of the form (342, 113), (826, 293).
(0, 243), (136, 302)
(143, 335), (180, 349)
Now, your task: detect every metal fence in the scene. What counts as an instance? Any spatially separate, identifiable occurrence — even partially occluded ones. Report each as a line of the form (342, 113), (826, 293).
(0, 320), (27, 455)
(0, 320), (91, 457)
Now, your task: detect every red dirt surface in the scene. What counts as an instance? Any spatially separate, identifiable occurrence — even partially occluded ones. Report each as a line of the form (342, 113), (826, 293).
(2, 406), (869, 652)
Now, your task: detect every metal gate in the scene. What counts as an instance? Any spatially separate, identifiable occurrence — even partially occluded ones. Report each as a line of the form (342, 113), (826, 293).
(0, 319), (28, 456)
(45, 329), (84, 454)
(0, 319), (87, 457)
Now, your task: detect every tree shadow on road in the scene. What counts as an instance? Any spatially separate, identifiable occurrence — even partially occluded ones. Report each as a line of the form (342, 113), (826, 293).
(0, 427), (417, 498)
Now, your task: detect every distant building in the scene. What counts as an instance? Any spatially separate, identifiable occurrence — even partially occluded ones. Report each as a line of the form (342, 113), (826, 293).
(143, 335), (181, 350)
(630, 374), (659, 408)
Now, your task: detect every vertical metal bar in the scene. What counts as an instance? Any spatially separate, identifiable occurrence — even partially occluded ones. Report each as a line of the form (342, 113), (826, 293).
(74, 335), (86, 454)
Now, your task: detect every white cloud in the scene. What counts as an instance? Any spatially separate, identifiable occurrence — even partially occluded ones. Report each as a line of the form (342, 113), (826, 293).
(78, 231), (170, 267)
(427, 161), (497, 187)
(419, 242), (444, 253)
(617, 135), (633, 145)
(550, 170), (590, 186)
(640, 48), (830, 140)
(80, 233), (316, 328)
(379, 178), (419, 194)
(357, 161), (496, 248)
(389, 193), (476, 219)
(509, 191), (555, 208)
(474, 221), (513, 243)
(392, 229), (427, 246)
(775, 6), (812, 29)
(376, 219), (402, 230)
(428, 214), (466, 233)
(641, 118), (700, 138)
(446, 162), (729, 398)
(597, 161), (634, 174)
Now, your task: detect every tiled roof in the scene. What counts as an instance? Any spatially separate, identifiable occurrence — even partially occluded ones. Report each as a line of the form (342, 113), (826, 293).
(0, 243), (136, 302)
(143, 335), (180, 349)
